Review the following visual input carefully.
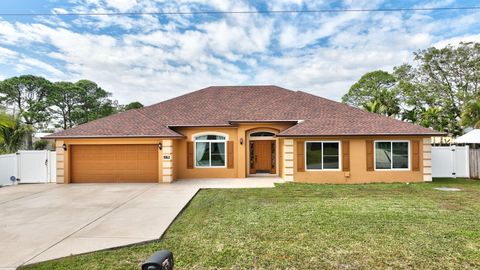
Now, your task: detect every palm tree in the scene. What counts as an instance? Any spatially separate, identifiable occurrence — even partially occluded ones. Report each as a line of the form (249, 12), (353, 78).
(363, 100), (386, 114)
(461, 99), (480, 128)
(0, 113), (31, 153)
(401, 108), (419, 124)
(362, 90), (400, 117)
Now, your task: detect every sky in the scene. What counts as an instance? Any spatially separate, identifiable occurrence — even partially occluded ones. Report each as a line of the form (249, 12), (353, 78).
(0, 0), (479, 105)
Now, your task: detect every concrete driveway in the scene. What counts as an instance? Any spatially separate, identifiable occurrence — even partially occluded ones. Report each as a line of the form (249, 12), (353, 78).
(0, 178), (281, 269)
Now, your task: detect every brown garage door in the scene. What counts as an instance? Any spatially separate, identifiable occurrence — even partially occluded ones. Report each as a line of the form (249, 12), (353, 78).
(71, 145), (158, 183)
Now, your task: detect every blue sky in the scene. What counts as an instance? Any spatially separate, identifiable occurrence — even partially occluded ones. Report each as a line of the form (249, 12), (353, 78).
(0, 0), (479, 105)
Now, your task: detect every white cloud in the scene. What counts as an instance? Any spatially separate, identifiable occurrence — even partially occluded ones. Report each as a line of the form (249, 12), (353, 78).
(19, 58), (64, 77)
(0, 1), (479, 105)
(103, 0), (138, 12)
(434, 34), (480, 48)
(52, 8), (69, 14)
(0, 47), (18, 59)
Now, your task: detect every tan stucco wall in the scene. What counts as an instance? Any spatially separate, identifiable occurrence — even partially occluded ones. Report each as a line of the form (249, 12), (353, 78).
(282, 139), (294, 181)
(278, 138), (285, 179)
(173, 123), (293, 179)
(56, 132), (432, 184)
(55, 140), (65, 183)
(293, 136), (429, 184)
(423, 137), (432, 182)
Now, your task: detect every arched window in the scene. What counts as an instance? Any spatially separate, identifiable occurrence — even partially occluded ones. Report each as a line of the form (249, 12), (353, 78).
(194, 133), (227, 167)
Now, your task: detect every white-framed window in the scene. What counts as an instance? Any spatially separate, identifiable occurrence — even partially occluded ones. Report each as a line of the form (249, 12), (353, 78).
(305, 141), (341, 171)
(374, 140), (410, 170)
(194, 133), (227, 168)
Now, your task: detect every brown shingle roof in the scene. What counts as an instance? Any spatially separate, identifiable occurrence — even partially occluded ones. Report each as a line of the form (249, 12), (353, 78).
(47, 109), (183, 138)
(47, 85), (443, 138)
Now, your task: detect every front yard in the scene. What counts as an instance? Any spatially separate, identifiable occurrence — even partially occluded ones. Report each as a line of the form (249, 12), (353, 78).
(22, 179), (480, 270)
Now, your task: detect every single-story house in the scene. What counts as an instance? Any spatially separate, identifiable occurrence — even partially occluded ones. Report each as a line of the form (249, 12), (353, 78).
(46, 85), (442, 184)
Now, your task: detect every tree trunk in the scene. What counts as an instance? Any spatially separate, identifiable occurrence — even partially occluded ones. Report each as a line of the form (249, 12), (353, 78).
(26, 132), (33, 150)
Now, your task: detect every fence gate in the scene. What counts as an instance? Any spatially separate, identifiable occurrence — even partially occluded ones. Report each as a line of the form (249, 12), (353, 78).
(0, 154), (17, 186)
(17, 150), (49, 183)
(0, 150), (55, 186)
(432, 146), (470, 178)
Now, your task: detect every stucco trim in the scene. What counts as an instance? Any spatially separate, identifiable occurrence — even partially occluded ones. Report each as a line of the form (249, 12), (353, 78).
(422, 138), (432, 182)
(283, 139), (294, 181)
(55, 140), (65, 183)
(162, 139), (174, 183)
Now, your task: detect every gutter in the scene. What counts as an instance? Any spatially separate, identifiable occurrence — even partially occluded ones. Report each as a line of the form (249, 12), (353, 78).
(42, 135), (186, 140)
(275, 133), (447, 138)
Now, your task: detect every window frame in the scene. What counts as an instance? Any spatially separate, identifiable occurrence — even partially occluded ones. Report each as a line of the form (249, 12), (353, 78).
(304, 141), (342, 171)
(193, 133), (228, 169)
(374, 140), (410, 171)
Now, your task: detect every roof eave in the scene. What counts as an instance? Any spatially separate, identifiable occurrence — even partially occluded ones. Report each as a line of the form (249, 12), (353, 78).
(168, 124), (235, 128)
(43, 135), (186, 139)
(276, 132), (446, 137)
(228, 120), (300, 124)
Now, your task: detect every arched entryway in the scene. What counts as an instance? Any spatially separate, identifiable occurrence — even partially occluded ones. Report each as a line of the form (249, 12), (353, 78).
(247, 129), (279, 175)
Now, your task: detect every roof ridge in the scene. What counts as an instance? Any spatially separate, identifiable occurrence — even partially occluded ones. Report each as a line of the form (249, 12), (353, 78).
(138, 85), (297, 114)
(139, 86), (216, 111)
(132, 109), (182, 136)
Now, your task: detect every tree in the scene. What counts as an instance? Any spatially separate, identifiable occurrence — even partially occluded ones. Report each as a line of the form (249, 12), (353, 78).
(394, 42), (480, 135)
(0, 113), (32, 153)
(342, 70), (400, 116)
(461, 98), (480, 128)
(344, 42), (480, 136)
(0, 75), (54, 148)
(49, 82), (83, 129)
(71, 80), (118, 125)
(124, 101), (144, 111)
(363, 100), (388, 115)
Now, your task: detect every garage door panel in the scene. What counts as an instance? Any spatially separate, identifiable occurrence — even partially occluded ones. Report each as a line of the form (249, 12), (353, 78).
(71, 145), (158, 183)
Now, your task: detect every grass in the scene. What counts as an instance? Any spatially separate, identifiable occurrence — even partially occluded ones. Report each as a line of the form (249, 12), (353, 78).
(21, 178), (480, 270)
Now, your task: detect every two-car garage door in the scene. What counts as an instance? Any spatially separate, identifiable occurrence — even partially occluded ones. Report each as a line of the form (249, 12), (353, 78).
(71, 145), (158, 183)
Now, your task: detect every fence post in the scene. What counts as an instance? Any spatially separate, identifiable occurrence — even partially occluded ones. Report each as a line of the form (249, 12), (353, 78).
(14, 152), (19, 183)
(451, 145), (456, 178)
(465, 145), (470, 178)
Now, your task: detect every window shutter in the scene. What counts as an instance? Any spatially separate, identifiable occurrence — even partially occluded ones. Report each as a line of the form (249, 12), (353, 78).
(296, 140), (305, 172)
(227, 141), (234, 168)
(411, 140), (420, 171)
(366, 140), (374, 171)
(187, 141), (194, 169)
(342, 140), (350, 171)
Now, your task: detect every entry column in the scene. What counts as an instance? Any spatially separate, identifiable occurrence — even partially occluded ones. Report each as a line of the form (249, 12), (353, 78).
(162, 140), (173, 183)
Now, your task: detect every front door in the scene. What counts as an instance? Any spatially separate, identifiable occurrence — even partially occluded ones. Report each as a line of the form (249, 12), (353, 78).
(250, 140), (275, 174)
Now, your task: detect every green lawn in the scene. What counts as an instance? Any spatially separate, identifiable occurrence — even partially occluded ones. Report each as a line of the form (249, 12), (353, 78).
(22, 179), (480, 270)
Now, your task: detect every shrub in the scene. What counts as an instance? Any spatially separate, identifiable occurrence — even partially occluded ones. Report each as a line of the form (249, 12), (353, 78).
(33, 140), (49, 150)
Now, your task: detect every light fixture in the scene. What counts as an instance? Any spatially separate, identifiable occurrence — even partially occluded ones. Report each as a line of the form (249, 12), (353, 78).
(62, 143), (67, 151)
(158, 143), (163, 150)
(240, 138), (244, 145)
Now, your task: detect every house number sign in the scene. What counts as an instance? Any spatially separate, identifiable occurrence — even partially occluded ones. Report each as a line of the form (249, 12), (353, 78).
(163, 155), (171, 160)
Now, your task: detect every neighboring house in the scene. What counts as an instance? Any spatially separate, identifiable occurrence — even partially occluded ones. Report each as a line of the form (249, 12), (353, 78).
(46, 86), (442, 184)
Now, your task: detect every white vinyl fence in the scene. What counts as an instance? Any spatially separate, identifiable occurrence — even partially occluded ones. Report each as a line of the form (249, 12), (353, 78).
(0, 150), (56, 186)
(432, 146), (470, 178)
(0, 154), (17, 186)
